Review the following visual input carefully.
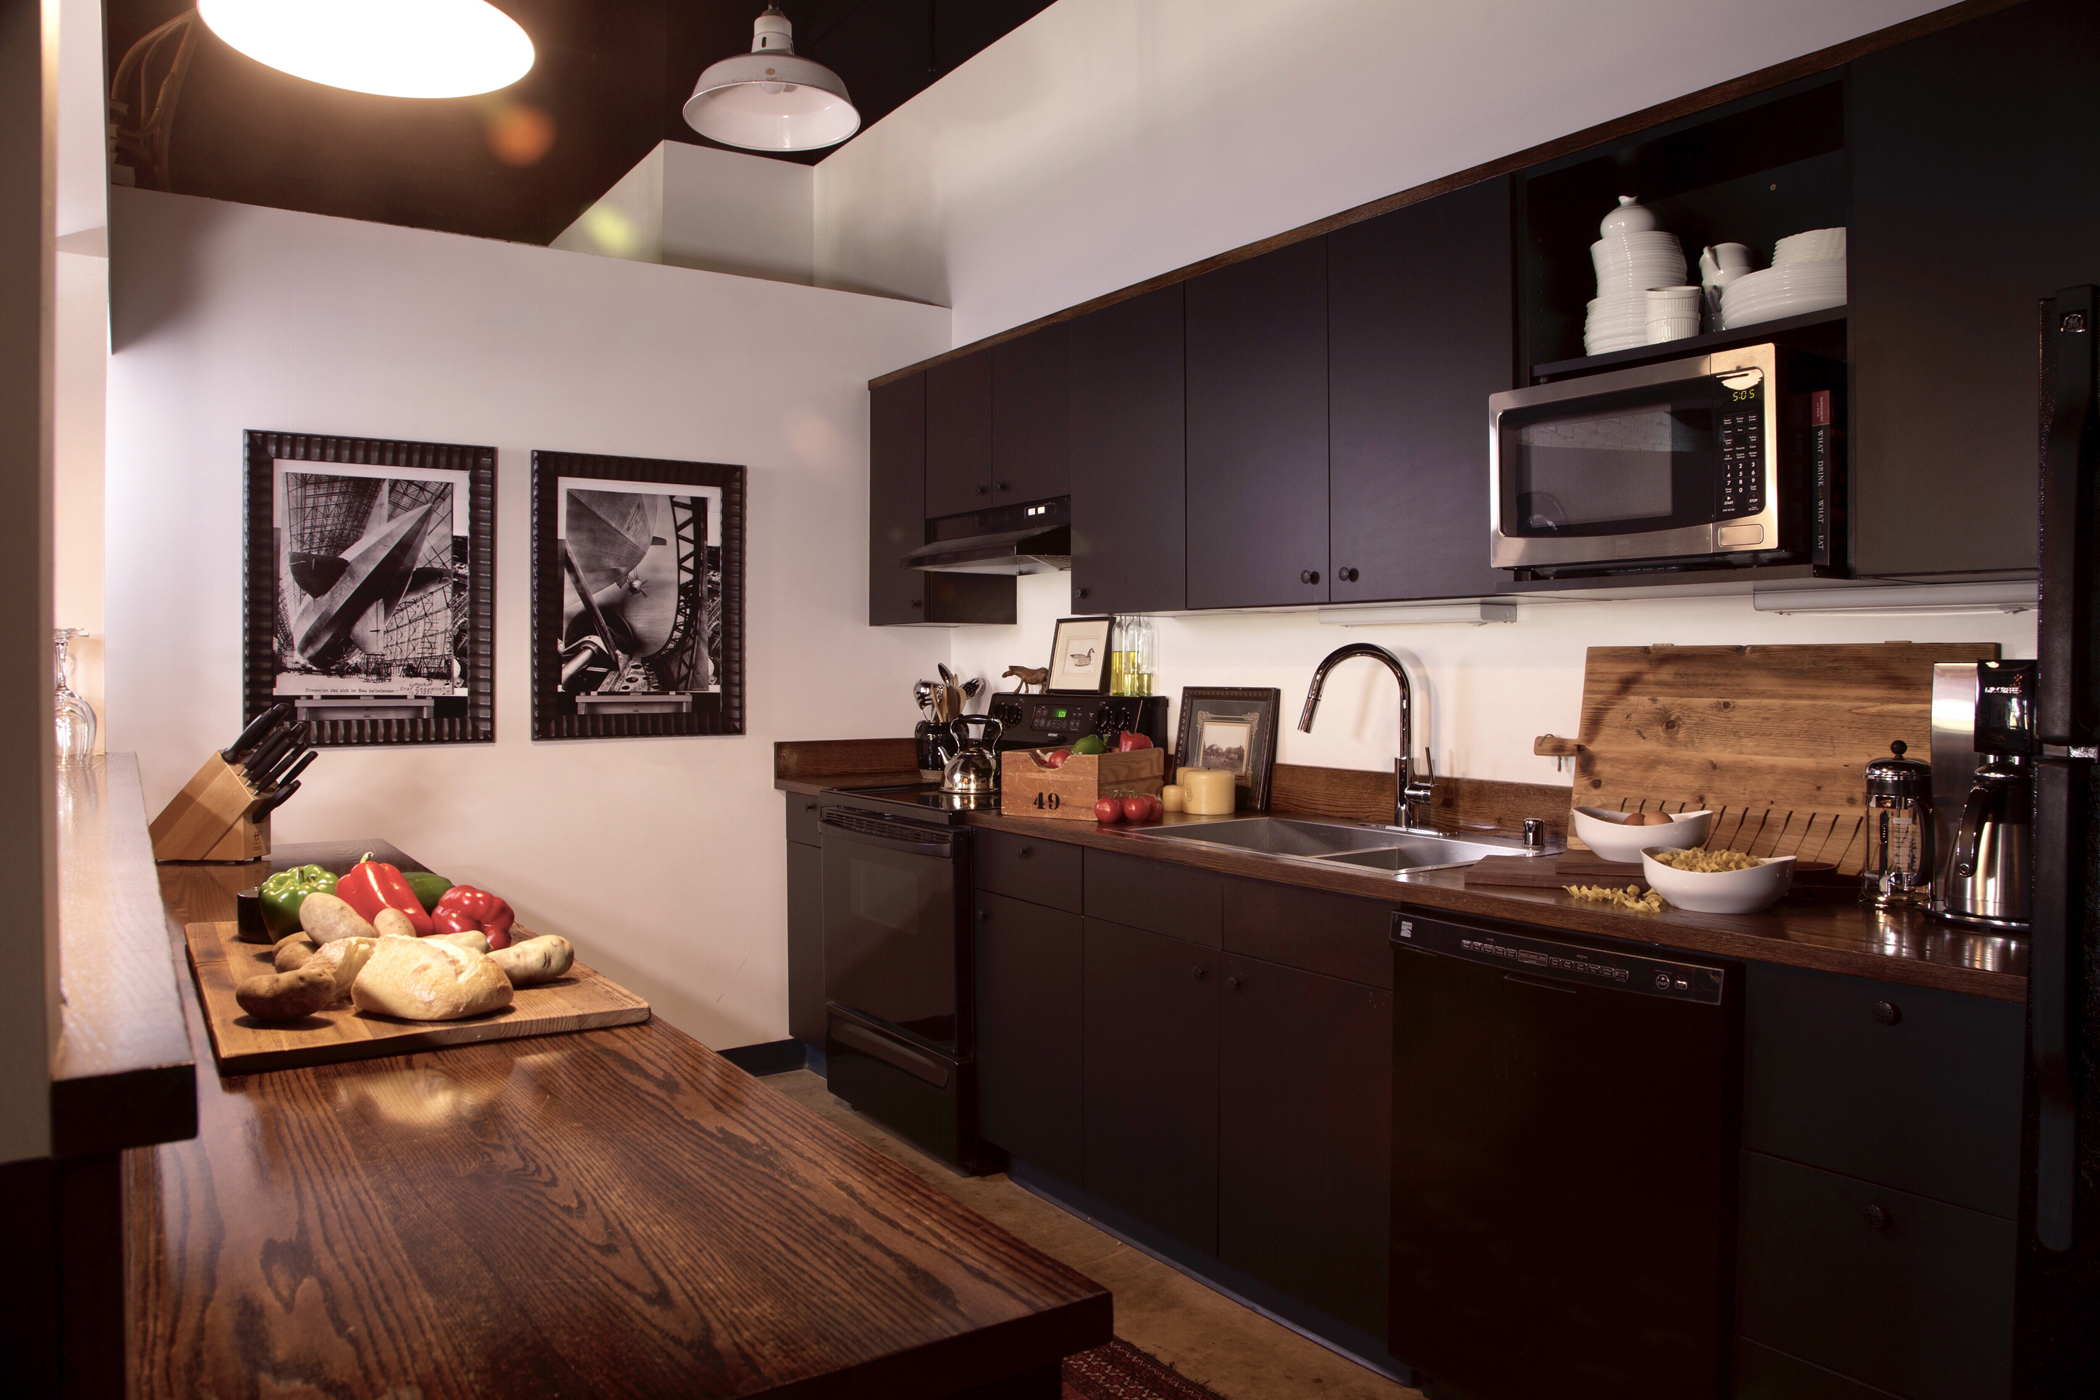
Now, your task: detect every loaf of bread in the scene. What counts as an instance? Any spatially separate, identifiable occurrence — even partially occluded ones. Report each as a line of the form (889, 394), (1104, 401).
(351, 936), (512, 1021)
(305, 936), (377, 1001)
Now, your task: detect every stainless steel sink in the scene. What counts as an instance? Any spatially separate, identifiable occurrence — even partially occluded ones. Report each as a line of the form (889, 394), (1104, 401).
(1130, 817), (1534, 872)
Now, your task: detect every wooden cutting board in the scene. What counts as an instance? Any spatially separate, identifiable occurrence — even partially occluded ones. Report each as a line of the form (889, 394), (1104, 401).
(1467, 855), (1648, 889)
(184, 921), (651, 1075)
(1567, 643), (1999, 875)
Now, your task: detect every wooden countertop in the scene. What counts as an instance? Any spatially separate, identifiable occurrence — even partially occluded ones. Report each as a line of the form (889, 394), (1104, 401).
(786, 772), (2025, 1003)
(140, 840), (1110, 1399)
(53, 754), (196, 1156)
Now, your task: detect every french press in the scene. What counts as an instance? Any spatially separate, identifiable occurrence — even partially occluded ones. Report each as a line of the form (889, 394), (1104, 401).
(1861, 739), (1933, 908)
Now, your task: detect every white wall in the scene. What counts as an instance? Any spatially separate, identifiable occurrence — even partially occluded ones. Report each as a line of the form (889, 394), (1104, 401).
(813, 0), (1952, 342)
(553, 141), (820, 288)
(948, 575), (2037, 793)
(105, 186), (952, 1048)
(54, 249), (103, 742)
(808, 0), (2038, 784)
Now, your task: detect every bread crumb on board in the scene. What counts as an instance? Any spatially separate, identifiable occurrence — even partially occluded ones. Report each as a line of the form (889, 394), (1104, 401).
(1565, 883), (1665, 913)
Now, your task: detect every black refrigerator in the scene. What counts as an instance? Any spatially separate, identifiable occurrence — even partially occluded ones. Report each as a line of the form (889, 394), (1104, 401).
(2019, 283), (2100, 1392)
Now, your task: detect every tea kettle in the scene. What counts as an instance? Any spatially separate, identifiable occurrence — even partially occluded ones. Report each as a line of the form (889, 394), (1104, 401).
(940, 714), (1004, 795)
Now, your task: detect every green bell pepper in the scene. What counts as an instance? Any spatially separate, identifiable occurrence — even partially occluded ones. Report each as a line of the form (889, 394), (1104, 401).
(405, 872), (454, 914)
(260, 865), (338, 939)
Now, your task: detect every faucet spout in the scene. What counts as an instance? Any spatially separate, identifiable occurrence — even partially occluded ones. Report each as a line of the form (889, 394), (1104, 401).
(1299, 643), (1435, 831)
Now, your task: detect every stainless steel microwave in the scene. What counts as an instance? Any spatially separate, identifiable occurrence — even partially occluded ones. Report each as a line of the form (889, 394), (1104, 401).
(1489, 343), (1844, 577)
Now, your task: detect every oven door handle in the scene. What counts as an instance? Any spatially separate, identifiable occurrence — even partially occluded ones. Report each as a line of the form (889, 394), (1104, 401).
(819, 812), (960, 859)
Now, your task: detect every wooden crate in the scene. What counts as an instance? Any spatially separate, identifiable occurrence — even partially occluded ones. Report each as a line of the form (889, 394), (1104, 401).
(1001, 747), (1165, 821)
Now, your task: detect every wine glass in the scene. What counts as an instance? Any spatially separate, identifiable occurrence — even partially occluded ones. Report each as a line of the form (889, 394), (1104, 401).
(54, 628), (96, 766)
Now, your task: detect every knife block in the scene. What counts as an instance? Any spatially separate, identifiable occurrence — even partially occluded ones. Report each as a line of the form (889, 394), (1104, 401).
(148, 752), (271, 863)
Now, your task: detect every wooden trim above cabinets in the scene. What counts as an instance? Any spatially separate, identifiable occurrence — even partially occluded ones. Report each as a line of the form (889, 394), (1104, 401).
(866, 0), (2021, 392)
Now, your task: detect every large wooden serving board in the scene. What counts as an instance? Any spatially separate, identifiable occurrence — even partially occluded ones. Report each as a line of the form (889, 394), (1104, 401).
(1567, 642), (2000, 875)
(183, 921), (651, 1075)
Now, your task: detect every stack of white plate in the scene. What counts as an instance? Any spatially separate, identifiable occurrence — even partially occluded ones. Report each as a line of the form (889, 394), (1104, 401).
(1719, 227), (1847, 329)
(1587, 231), (1686, 354)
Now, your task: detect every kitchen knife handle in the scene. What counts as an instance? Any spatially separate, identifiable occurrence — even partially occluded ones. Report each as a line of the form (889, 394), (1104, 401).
(253, 780), (300, 818)
(268, 749), (317, 793)
(221, 702), (291, 761)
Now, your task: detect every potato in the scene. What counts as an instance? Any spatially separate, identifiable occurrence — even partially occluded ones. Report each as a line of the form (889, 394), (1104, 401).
(235, 963), (338, 1021)
(490, 935), (574, 988)
(373, 907), (419, 939)
(305, 936), (377, 1000)
(299, 892), (379, 944)
(273, 932), (319, 973)
(431, 929), (489, 955)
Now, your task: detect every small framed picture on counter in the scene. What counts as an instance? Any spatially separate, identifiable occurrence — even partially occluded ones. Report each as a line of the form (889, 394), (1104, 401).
(1046, 615), (1114, 695)
(243, 430), (496, 746)
(531, 449), (745, 740)
(1174, 686), (1281, 811)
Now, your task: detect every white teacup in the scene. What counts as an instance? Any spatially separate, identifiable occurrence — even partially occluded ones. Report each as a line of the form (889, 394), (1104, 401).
(1699, 242), (1753, 280)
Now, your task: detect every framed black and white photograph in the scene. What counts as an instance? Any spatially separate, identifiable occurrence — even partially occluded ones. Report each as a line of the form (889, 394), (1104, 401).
(532, 450), (744, 740)
(243, 431), (495, 745)
(1174, 686), (1281, 811)
(1046, 614), (1114, 695)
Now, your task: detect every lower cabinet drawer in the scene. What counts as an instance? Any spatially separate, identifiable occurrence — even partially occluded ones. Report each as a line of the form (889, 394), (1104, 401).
(976, 829), (1083, 912)
(1735, 1151), (2014, 1400)
(1734, 1336), (1904, 1400)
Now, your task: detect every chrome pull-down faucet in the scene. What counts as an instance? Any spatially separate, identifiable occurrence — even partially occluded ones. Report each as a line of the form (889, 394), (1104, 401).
(1299, 642), (1437, 832)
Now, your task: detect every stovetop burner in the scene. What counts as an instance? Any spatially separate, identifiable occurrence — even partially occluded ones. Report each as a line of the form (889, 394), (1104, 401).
(819, 782), (998, 823)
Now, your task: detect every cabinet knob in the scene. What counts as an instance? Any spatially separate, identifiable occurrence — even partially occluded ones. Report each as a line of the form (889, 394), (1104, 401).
(1017, 846), (1033, 859)
(978, 908), (990, 921)
(910, 599), (923, 609)
(976, 485), (989, 495)
(996, 482), (1010, 493)
(1193, 966), (1209, 982)
(1339, 567), (1359, 583)
(803, 802), (817, 812)
(1076, 587), (1090, 599)
(1300, 570), (1321, 585)
(1872, 1000), (1901, 1026)
(1864, 1204), (1891, 1231)
(1227, 975), (1244, 993)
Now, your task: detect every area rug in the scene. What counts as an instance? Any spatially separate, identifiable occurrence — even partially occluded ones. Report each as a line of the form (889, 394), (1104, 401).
(1063, 1338), (1228, 1400)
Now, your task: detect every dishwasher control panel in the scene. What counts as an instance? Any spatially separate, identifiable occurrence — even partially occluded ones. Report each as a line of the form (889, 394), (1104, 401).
(1394, 916), (1725, 1004)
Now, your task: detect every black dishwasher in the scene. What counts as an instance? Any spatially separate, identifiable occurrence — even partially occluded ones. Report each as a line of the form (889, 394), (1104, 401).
(1389, 913), (1740, 1400)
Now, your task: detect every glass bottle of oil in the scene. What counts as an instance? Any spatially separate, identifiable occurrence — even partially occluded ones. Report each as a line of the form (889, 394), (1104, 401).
(1111, 615), (1156, 696)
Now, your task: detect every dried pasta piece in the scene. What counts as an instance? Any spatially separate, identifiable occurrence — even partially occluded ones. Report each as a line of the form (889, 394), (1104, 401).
(1648, 848), (1762, 874)
(1564, 883), (1665, 914)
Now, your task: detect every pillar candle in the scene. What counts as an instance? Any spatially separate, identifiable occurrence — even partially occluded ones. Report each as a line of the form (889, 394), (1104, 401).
(1180, 767), (1237, 816)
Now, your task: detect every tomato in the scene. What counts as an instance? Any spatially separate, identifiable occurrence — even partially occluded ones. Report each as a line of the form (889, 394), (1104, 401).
(1121, 795), (1150, 822)
(1093, 798), (1123, 823)
(1042, 748), (1072, 768)
(1143, 794), (1164, 821)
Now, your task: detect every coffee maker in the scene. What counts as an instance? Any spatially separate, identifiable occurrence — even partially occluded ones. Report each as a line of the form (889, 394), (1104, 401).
(1931, 660), (2035, 931)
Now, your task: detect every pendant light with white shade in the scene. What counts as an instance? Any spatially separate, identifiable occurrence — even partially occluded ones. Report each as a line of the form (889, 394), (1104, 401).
(683, 6), (860, 152)
(196, 0), (535, 100)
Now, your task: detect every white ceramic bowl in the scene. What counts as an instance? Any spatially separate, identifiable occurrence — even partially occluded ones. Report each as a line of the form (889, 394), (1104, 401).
(1641, 849), (1796, 914)
(1571, 806), (1715, 863)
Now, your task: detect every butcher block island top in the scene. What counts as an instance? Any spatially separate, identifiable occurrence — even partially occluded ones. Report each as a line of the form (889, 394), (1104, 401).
(146, 841), (1110, 1399)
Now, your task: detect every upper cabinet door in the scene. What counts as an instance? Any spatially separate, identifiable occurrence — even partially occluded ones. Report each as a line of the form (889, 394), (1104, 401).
(1329, 178), (1513, 602)
(992, 322), (1072, 505)
(925, 350), (994, 520)
(868, 374), (928, 626)
(1070, 284), (1187, 613)
(1186, 239), (1331, 609)
(1848, 0), (2099, 577)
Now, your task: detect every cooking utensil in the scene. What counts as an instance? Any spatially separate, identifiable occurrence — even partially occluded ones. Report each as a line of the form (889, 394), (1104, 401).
(913, 679), (937, 715)
(962, 677), (983, 700)
(939, 714), (1004, 795)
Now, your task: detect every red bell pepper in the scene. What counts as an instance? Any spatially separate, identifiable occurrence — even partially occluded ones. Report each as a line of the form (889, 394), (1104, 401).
(338, 852), (433, 937)
(433, 885), (516, 949)
(1117, 730), (1153, 752)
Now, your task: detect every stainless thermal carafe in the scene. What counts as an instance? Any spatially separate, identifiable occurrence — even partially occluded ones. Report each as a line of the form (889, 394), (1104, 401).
(1861, 740), (1933, 908)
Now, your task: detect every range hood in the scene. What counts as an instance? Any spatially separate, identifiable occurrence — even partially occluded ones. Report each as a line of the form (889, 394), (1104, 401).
(906, 498), (1071, 575)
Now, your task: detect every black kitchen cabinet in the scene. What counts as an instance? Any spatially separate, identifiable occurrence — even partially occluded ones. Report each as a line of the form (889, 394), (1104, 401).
(1082, 849), (1221, 947)
(1736, 1150), (2014, 1400)
(869, 371), (1015, 626)
(1082, 915), (1219, 1254)
(1217, 952), (1391, 1337)
(1069, 285), (1187, 613)
(975, 891), (1084, 1183)
(1328, 178), (1512, 602)
(925, 350), (995, 520)
(783, 795), (825, 1048)
(992, 322), (1071, 506)
(1742, 961), (2023, 1217)
(1185, 238), (1331, 609)
(1847, 0), (2100, 577)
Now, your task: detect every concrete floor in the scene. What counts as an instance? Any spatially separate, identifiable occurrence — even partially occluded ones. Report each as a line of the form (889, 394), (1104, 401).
(767, 1069), (1421, 1400)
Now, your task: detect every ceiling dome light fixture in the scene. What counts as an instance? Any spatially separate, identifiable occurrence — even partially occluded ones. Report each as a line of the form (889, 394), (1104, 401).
(196, 0), (535, 100)
(683, 5), (859, 153)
